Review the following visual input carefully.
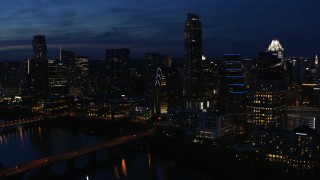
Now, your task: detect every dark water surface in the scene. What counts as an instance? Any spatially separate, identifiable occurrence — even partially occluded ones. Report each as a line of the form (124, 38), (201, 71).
(0, 123), (212, 180)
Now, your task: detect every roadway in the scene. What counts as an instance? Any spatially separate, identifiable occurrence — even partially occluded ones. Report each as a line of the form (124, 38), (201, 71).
(0, 129), (155, 178)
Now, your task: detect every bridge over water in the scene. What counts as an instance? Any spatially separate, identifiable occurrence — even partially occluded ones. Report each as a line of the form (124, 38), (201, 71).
(0, 116), (45, 129)
(0, 129), (155, 178)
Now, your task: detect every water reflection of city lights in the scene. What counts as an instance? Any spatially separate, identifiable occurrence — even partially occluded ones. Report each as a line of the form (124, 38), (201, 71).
(24, 129), (29, 143)
(38, 127), (42, 142)
(148, 153), (151, 170)
(121, 158), (128, 178)
(18, 126), (24, 145)
(114, 165), (120, 179)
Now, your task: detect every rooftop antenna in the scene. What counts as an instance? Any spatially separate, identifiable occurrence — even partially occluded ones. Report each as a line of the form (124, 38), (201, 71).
(59, 46), (62, 60)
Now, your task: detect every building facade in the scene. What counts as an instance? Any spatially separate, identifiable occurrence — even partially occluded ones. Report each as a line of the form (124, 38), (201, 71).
(184, 13), (202, 99)
(31, 35), (48, 97)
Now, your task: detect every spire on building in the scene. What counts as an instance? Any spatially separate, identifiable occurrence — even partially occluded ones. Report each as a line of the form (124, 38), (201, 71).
(267, 39), (284, 52)
(315, 55), (318, 65)
(59, 46), (62, 60)
(155, 67), (165, 87)
(266, 39), (286, 69)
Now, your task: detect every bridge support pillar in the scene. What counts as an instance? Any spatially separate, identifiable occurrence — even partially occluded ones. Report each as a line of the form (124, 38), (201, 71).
(67, 158), (75, 171)
(89, 152), (96, 165)
(106, 148), (117, 162)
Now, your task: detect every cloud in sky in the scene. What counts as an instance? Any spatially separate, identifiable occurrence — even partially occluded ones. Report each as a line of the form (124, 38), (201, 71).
(0, 0), (320, 60)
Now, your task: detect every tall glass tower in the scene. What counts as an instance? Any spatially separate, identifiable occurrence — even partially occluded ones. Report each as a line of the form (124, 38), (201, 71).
(105, 48), (131, 97)
(184, 13), (202, 99)
(220, 54), (247, 133)
(252, 51), (288, 145)
(31, 35), (48, 97)
(155, 67), (168, 115)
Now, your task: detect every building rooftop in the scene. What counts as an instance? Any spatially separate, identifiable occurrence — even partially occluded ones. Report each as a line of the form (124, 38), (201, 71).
(267, 39), (284, 52)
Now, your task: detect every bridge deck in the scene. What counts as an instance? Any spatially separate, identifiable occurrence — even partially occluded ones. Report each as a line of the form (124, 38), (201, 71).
(0, 116), (45, 128)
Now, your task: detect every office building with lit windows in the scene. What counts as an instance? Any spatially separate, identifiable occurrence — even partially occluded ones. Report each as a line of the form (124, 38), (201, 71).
(47, 59), (68, 96)
(167, 108), (234, 139)
(257, 127), (289, 162)
(251, 41), (290, 164)
(252, 86), (287, 129)
(252, 50), (288, 144)
(74, 56), (89, 96)
(287, 125), (320, 169)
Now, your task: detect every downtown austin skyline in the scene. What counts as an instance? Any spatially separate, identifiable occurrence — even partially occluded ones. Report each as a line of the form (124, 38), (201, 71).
(0, 0), (319, 60)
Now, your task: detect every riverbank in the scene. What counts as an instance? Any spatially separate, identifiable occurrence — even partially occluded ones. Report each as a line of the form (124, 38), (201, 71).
(0, 107), (36, 120)
(147, 133), (319, 179)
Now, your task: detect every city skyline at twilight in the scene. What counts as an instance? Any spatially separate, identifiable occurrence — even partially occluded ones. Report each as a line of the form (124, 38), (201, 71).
(1, 7), (320, 178)
(0, 0), (320, 60)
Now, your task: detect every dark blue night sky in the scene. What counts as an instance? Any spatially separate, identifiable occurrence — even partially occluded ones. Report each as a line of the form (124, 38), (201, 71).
(0, 0), (319, 60)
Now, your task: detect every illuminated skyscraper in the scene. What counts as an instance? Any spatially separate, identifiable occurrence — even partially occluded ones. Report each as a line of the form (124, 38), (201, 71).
(31, 35), (48, 97)
(145, 53), (159, 113)
(267, 39), (285, 69)
(155, 67), (168, 115)
(253, 51), (288, 144)
(184, 13), (202, 98)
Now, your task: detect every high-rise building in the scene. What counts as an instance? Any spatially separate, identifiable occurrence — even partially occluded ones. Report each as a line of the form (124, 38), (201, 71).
(267, 39), (285, 63)
(48, 59), (68, 96)
(75, 56), (89, 96)
(252, 51), (288, 144)
(154, 67), (168, 115)
(105, 48), (130, 97)
(106, 48), (130, 80)
(31, 35), (48, 97)
(201, 58), (220, 101)
(61, 50), (76, 92)
(160, 55), (172, 68)
(144, 53), (160, 113)
(220, 54), (247, 132)
(257, 127), (288, 162)
(288, 125), (319, 169)
(0, 61), (21, 96)
(89, 60), (108, 96)
(167, 108), (234, 139)
(288, 57), (306, 85)
(184, 13), (202, 98)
